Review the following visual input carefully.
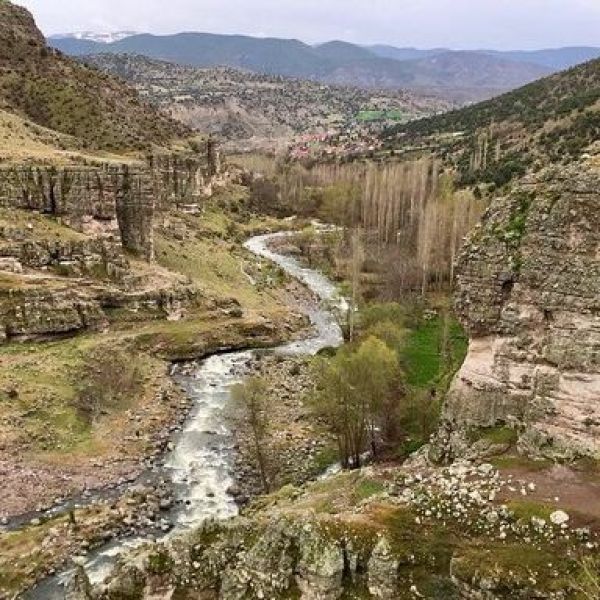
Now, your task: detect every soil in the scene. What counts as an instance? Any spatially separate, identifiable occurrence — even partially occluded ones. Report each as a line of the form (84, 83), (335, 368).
(498, 461), (600, 532)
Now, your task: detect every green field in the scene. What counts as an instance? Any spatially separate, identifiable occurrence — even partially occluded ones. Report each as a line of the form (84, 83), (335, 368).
(357, 109), (407, 123)
(401, 314), (468, 390)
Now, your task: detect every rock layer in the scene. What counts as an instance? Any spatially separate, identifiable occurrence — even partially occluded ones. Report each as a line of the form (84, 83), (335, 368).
(445, 163), (600, 457)
(0, 145), (225, 260)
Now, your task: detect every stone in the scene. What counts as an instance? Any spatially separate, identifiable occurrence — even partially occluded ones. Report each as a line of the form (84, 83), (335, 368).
(64, 565), (93, 600)
(444, 163), (600, 458)
(550, 510), (570, 526)
(295, 527), (345, 599)
(368, 536), (399, 599)
(0, 257), (22, 273)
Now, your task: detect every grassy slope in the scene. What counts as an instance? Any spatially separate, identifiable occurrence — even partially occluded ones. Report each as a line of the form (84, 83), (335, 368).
(384, 58), (600, 185)
(0, 1), (188, 153)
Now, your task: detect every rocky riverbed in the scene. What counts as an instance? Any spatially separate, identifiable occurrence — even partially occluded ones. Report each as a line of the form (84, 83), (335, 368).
(5, 230), (345, 599)
(228, 353), (338, 501)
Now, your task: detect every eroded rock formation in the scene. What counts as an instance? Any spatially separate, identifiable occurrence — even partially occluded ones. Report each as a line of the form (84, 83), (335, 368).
(0, 143), (237, 342)
(445, 162), (599, 458)
(0, 143), (226, 260)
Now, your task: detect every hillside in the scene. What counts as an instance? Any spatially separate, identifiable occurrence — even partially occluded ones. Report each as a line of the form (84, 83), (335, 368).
(0, 1), (188, 153)
(49, 32), (554, 101)
(0, 107), (79, 163)
(81, 54), (449, 152)
(384, 58), (600, 186)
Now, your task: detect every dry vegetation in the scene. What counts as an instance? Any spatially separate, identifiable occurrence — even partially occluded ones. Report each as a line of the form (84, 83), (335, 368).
(0, 1), (189, 153)
(384, 57), (600, 188)
(249, 156), (484, 296)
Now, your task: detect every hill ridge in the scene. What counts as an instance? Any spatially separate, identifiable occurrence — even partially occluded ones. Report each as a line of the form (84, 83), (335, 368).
(0, 1), (188, 154)
(49, 31), (559, 101)
(384, 57), (600, 186)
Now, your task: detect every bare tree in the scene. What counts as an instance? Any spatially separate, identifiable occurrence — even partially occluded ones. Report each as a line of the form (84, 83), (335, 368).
(232, 377), (270, 493)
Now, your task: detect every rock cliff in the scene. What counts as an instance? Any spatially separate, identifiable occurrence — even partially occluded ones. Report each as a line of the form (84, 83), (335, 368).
(0, 144), (226, 261)
(443, 161), (599, 458)
(0, 143), (238, 342)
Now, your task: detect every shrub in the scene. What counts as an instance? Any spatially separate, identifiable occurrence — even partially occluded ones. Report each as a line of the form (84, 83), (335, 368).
(75, 347), (144, 424)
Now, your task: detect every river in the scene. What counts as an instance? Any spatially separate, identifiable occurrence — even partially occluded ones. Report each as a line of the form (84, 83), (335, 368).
(27, 230), (345, 598)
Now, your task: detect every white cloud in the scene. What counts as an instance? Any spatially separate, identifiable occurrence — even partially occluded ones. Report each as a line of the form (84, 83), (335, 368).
(13, 0), (600, 49)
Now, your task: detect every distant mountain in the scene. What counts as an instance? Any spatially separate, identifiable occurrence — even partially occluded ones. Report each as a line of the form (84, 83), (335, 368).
(384, 58), (600, 186)
(485, 47), (600, 70)
(314, 40), (376, 62)
(376, 51), (551, 90)
(49, 32), (555, 101)
(367, 45), (449, 62)
(369, 44), (600, 71)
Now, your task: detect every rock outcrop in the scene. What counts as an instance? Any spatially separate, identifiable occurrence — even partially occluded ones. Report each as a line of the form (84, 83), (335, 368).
(68, 517), (390, 600)
(444, 163), (599, 458)
(0, 142), (236, 342)
(0, 144), (226, 261)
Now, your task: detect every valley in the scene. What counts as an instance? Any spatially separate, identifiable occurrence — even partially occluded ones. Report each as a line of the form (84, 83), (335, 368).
(81, 54), (449, 155)
(0, 0), (598, 598)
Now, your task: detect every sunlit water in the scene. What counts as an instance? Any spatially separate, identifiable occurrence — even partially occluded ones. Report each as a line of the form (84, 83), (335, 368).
(27, 231), (344, 598)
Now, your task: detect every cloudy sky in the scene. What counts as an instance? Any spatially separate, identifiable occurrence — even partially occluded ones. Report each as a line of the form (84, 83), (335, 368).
(14, 0), (600, 50)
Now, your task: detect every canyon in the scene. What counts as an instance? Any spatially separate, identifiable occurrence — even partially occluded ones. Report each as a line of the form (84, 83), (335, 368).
(0, 0), (598, 598)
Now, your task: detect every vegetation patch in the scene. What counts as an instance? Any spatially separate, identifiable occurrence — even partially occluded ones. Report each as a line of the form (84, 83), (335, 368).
(508, 499), (556, 524)
(490, 454), (553, 472)
(401, 312), (468, 390)
(357, 109), (406, 123)
(468, 426), (519, 447)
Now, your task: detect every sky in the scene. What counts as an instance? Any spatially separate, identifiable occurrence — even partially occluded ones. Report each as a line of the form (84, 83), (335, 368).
(14, 0), (600, 50)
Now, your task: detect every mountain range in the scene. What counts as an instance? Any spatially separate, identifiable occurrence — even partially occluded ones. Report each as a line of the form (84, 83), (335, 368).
(48, 32), (600, 102)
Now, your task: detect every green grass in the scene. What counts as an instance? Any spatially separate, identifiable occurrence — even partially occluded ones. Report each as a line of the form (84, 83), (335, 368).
(469, 426), (519, 446)
(353, 479), (385, 502)
(401, 314), (468, 390)
(357, 110), (407, 123)
(508, 500), (555, 523)
(0, 207), (85, 242)
(491, 455), (553, 472)
(0, 332), (161, 457)
(453, 541), (579, 594)
(155, 211), (290, 312)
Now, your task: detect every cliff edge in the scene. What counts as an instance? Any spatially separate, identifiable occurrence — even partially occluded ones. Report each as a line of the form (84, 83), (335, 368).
(444, 158), (599, 458)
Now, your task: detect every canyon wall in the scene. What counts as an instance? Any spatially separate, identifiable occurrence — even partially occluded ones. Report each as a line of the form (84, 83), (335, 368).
(0, 142), (224, 260)
(444, 162), (599, 458)
(0, 143), (232, 341)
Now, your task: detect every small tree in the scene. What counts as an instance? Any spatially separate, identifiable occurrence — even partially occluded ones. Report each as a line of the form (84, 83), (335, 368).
(312, 336), (400, 468)
(296, 226), (317, 267)
(232, 377), (270, 493)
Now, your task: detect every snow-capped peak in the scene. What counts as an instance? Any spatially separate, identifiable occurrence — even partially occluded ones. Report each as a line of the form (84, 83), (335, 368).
(50, 31), (139, 44)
